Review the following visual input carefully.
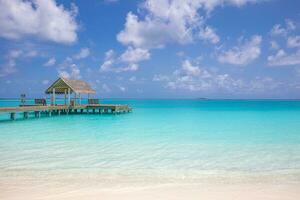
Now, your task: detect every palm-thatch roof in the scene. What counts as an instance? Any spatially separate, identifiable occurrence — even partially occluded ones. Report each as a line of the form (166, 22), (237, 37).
(45, 77), (96, 94)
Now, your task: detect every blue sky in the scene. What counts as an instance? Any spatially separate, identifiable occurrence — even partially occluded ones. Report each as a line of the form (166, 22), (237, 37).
(0, 0), (300, 99)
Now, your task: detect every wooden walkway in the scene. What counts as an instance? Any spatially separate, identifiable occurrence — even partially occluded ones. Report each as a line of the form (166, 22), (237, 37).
(0, 104), (132, 120)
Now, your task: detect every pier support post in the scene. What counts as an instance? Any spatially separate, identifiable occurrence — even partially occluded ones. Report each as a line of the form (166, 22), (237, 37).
(64, 90), (67, 105)
(68, 88), (71, 106)
(35, 111), (41, 118)
(52, 88), (56, 106)
(24, 112), (29, 119)
(93, 109), (95, 114)
(10, 113), (16, 120)
(48, 111), (52, 117)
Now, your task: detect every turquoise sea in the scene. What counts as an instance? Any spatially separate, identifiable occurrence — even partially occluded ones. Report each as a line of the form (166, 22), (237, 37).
(1, 99), (300, 188)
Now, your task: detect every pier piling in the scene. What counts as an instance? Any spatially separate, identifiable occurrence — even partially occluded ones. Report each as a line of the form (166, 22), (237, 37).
(10, 113), (16, 120)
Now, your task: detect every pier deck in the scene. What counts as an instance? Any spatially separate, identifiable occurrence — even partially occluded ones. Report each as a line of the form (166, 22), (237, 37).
(0, 104), (132, 120)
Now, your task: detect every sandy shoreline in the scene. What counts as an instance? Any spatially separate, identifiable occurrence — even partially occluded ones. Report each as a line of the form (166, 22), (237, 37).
(1, 182), (300, 200)
(1, 174), (300, 200)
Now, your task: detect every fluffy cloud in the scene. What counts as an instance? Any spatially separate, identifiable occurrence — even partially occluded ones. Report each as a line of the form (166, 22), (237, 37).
(267, 19), (300, 66)
(199, 26), (220, 44)
(181, 60), (202, 75)
(268, 49), (300, 66)
(100, 47), (150, 72)
(154, 59), (242, 91)
(154, 59), (282, 93)
(117, 0), (268, 49)
(0, 50), (22, 77)
(218, 35), (262, 65)
(58, 63), (81, 79)
(57, 57), (81, 79)
(0, 0), (78, 44)
(270, 19), (296, 37)
(74, 48), (90, 59)
(119, 86), (126, 92)
(43, 57), (56, 67)
(0, 49), (40, 77)
(270, 41), (279, 50)
(287, 36), (300, 48)
(120, 47), (150, 63)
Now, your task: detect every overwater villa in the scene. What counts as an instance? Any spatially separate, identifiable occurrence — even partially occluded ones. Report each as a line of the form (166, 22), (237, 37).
(45, 77), (96, 106)
(0, 77), (132, 120)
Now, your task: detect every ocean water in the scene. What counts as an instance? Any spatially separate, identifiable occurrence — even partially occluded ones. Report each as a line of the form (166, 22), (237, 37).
(1, 99), (300, 188)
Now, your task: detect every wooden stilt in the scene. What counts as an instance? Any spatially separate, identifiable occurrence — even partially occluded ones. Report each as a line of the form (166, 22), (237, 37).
(10, 112), (16, 120)
(24, 112), (29, 119)
(35, 111), (41, 118)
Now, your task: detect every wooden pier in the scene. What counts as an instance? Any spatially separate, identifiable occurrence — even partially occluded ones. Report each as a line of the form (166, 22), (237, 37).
(0, 104), (132, 121)
(0, 77), (132, 121)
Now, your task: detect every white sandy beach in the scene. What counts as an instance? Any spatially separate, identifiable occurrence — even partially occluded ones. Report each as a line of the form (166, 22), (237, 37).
(1, 173), (300, 200)
(1, 182), (300, 200)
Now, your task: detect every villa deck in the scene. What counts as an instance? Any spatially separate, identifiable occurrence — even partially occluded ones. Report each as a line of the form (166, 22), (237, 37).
(0, 104), (132, 120)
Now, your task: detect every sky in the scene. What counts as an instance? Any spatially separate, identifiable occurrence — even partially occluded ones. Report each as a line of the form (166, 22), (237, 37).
(0, 0), (300, 99)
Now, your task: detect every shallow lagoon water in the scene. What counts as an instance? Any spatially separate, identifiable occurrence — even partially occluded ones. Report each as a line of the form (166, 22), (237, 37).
(1, 100), (300, 188)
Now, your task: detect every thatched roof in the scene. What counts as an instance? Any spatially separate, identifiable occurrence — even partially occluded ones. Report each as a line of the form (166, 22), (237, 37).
(45, 77), (96, 94)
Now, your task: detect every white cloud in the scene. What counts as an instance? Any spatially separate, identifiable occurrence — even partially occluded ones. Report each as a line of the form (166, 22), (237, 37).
(56, 48), (90, 78)
(153, 74), (170, 82)
(247, 76), (281, 92)
(154, 59), (242, 92)
(268, 49), (300, 66)
(154, 58), (282, 93)
(100, 47), (150, 72)
(120, 47), (150, 63)
(0, 49), (22, 77)
(181, 60), (202, 75)
(74, 48), (90, 59)
(270, 19), (296, 37)
(43, 57), (56, 66)
(287, 36), (300, 48)
(267, 19), (300, 67)
(270, 41), (279, 50)
(117, 11), (196, 49)
(270, 24), (287, 36)
(100, 50), (115, 72)
(286, 19), (296, 31)
(57, 57), (81, 79)
(58, 63), (81, 79)
(199, 26), (220, 44)
(218, 35), (262, 65)
(119, 86), (126, 92)
(0, 0), (78, 44)
(117, 0), (269, 49)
